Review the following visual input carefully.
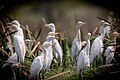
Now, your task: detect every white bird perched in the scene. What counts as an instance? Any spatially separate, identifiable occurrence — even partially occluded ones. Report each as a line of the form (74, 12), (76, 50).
(104, 26), (111, 38)
(42, 35), (55, 70)
(7, 20), (26, 64)
(2, 53), (17, 68)
(77, 32), (91, 76)
(71, 21), (86, 64)
(89, 20), (110, 64)
(45, 23), (63, 66)
(29, 41), (54, 80)
(98, 20), (111, 38)
(104, 32), (119, 64)
(7, 20), (24, 39)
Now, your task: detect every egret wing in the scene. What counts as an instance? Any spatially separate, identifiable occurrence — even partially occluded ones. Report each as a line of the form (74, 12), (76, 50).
(77, 51), (85, 75)
(89, 37), (103, 63)
(14, 36), (26, 63)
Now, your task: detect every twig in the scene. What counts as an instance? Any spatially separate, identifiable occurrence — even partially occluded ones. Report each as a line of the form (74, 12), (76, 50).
(4, 30), (18, 37)
(25, 39), (35, 43)
(42, 17), (47, 24)
(28, 41), (41, 57)
(108, 71), (120, 74)
(0, 48), (10, 57)
(26, 25), (32, 40)
(47, 70), (70, 80)
(92, 26), (99, 35)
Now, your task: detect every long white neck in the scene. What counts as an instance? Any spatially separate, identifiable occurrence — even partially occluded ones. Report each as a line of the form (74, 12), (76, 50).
(43, 46), (47, 59)
(113, 37), (116, 49)
(51, 27), (55, 32)
(86, 36), (90, 56)
(77, 29), (81, 43)
(100, 29), (105, 42)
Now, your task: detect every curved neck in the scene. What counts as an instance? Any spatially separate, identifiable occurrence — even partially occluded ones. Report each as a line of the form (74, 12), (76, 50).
(51, 27), (55, 32)
(86, 36), (90, 56)
(43, 46), (47, 59)
(77, 29), (81, 43)
(113, 37), (116, 45)
(100, 29), (105, 41)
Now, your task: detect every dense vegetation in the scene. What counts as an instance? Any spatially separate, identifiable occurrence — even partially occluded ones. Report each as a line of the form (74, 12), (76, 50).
(0, 13), (120, 80)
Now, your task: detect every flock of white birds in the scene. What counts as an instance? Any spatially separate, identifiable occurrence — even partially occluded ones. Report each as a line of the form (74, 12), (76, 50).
(2, 19), (119, 79)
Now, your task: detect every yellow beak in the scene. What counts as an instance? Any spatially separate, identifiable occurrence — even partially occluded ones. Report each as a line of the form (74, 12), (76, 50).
(47, 32), (61, 36)
(44, 24), (49, 27)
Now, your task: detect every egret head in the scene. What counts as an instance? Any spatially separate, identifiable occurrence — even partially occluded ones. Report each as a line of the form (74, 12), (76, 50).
(76, 21), (86, 29)
(99, 20), (111, 35)
(99, 20), (111, 27)
(11, 20), (20, 27)
(110, 31), (120, 39)
(45, 23), (55, 32)
(88, 32), (91, 39)
(46, 35), (55, 41)
(42, 41), (54, 49)
(88, 32), (91, 36)
(7, 20), (20, 30)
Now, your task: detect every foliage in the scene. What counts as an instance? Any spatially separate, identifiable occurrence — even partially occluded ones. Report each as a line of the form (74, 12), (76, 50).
(1, 13), (120, 80)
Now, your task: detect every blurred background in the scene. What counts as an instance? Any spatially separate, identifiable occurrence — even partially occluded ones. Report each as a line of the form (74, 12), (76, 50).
(0, 0), (119, 43)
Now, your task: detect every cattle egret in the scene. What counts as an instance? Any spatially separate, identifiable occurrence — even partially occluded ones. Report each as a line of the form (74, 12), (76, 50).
(2, 53), (17, 68)
(98, 20), (111, 38)
(71, 21), (86, 64)
(81, 41), (87, 48)
(45, 23), (63, 66)
(7, 20), (26, 64)
(89, 20), (111, 64)
(29, 41), (54, 80)
(77, 33), (91, 76)
(104, 32), (119, 64)
(45, 23), (55, 32)
(42, 35), (55, 70)
(7, 20), (24, 39)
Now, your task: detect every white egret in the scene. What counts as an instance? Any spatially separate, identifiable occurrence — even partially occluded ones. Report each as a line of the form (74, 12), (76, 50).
(7, 20), (26, 64)
(42, 35), (55, 70)
(89, 20), (111, 64)
(104, 26), (111, 38)
(81, 41), (87, 48)
(8, 20), (24, 39)
(45, 23), (63, 66)
(1, 53), (19, 80)
(2, 53), (17, 68)
(29, 41), (54, 80)
(77, 33), (91, 76)
(104, 32), (119, 64)
(98, 20), (111, 37)
(71, 21), (86, 64)
(45, 23), (55, 32)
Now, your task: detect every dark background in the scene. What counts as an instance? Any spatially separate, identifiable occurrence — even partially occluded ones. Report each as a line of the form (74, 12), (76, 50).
(0, 0), (119, 13)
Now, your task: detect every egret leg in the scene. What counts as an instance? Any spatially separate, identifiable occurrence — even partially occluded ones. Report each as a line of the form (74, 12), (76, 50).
(113, 58), (118, 64)
(38, 71), (42, 80)
(78, 69), (82, 79)
(38, 71), (44, 80)
(96, 57), (98, 67)
(42, 71), (44, 80)
(12, 68), (16, 80)
(11, 64), (19, 80)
